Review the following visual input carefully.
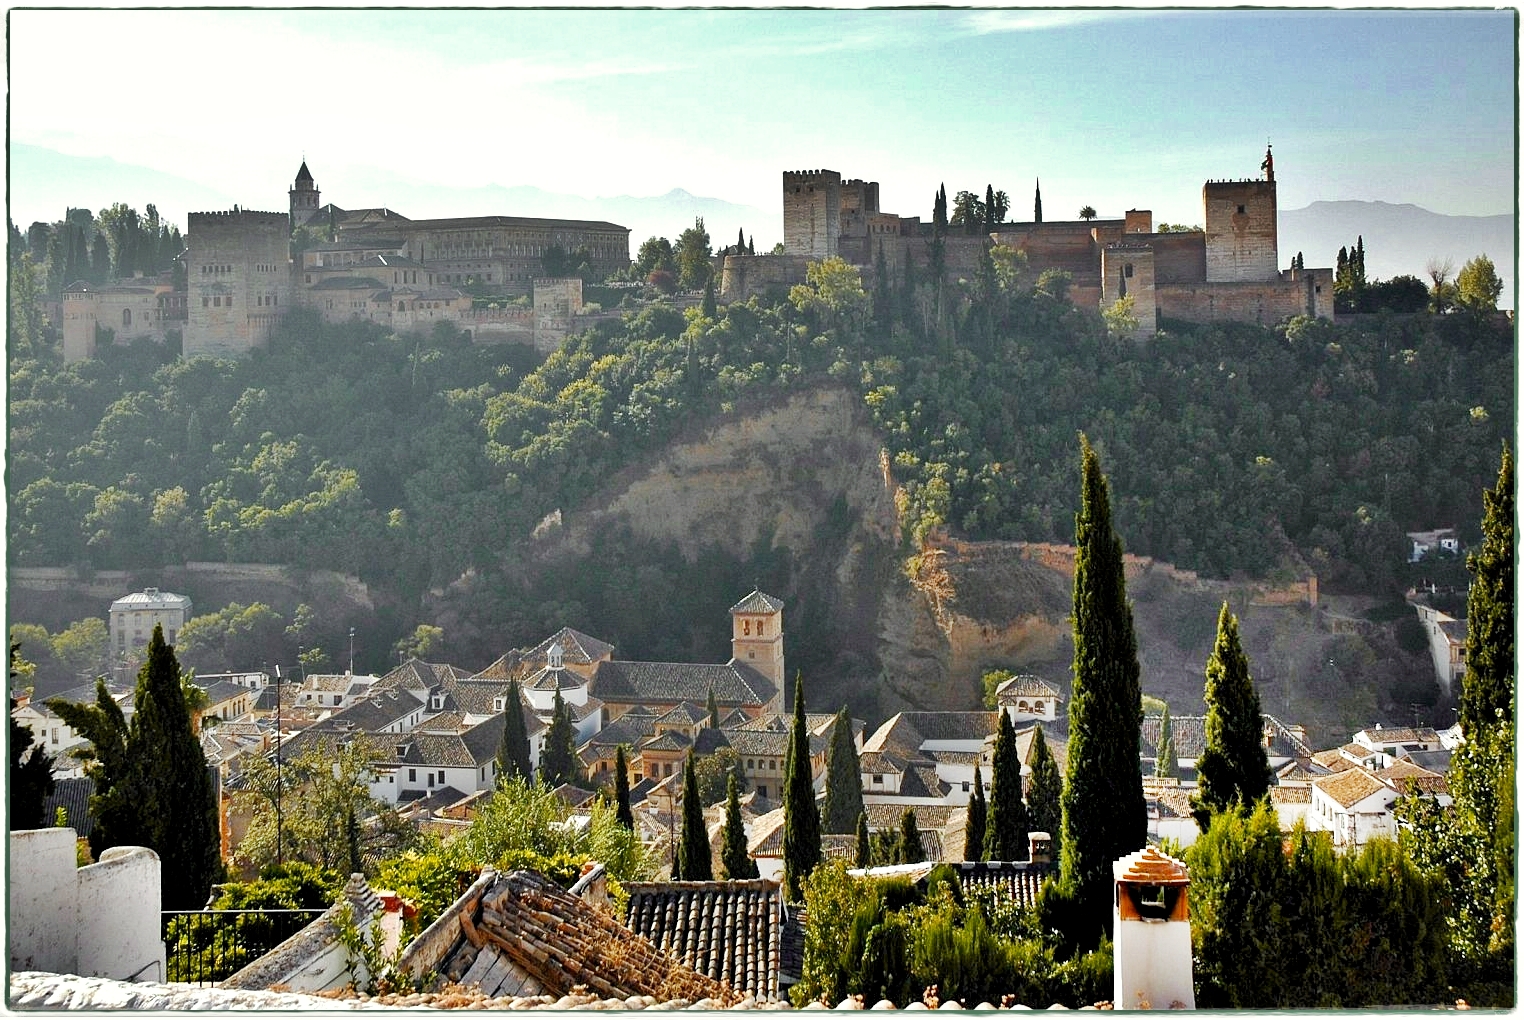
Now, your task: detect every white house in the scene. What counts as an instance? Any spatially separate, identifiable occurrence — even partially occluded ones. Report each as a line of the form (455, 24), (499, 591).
(1406, 527), (1461, 563)
(109, 588), (192, 679)
(1409, 600), (1467, 696)
(11, 681), (135, 778)
(995, 674), (1063, 724)
(1308, 769), (1394, 846)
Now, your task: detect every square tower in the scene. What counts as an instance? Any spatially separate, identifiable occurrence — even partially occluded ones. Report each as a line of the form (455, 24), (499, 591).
(729, 589), (784, 690)
(782, 170), (842, 259)
(185, 210), (293, 358)
(1203, 178), (1278, 283)
(1100, 244), (1157, 338)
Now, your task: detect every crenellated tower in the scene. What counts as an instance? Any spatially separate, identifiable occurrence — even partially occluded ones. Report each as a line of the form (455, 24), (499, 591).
(1202, 146), (1278, 282)
(782, 169), (842, 259)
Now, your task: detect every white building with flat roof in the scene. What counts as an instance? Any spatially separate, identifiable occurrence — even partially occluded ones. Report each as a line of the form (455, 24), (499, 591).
(108, 587), (193, 680)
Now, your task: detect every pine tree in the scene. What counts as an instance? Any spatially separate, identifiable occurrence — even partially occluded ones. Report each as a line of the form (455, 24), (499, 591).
(782, 674), (821, 900)
(984, 710), (1028, 860)
(615, 745), (635, 830)
(497, 679), (532, 782)
(675, 751), (712, 881)
(855, 811), (871, 868)
(1058, 435), (1147, 941)
(1155, 704), (1177, 779)
(131, 625), (222, 909)
(539, 685), (579, 787)
(720, 771), (758, 879)
(1026, 725), (1062, 855)
(898, 808), (925, 864)
(963, 764), (987, 861)
(1193, 602), (1271, 826)
(1460, 443), (1514, 732)
(822, 706), (864, 833)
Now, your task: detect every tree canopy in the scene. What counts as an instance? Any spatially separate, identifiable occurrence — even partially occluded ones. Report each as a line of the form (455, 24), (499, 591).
(1192, 602), (1271, 825)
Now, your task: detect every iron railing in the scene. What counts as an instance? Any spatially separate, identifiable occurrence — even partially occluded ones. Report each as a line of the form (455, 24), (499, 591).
(162, 908), (325, 985)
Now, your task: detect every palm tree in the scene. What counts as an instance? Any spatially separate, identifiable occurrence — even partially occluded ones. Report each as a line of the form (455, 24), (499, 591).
(1079, 205), (1097, 221)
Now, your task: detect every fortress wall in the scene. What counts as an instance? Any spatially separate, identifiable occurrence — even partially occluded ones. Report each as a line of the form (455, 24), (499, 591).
(720, 253), (813, 302)
(1101, 246), (1157, 337)
(1156, 279), (1311, 326)
(1144, 232), (1207, 285)
(61, 291), (97, 363)
(1203, 180), (1277, 282)
(783, 170), (841, 259)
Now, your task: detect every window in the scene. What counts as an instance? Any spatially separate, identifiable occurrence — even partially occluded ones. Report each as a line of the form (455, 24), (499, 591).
(758, 622), (765, 636)
(962, 781), (970, 793)
(428, 773), (434, 787)
(873, 774), (884, 785)
(747, 759), (755, 770)
(743, 619), (751, 636)
(122, 309), (132, 327)
(439, 770), (446, 783)
(1236, 204), (1246, 214)
(408, 768), (417, 782)
(757, 786), (767, 798)
(1124, 264), (1134, 279)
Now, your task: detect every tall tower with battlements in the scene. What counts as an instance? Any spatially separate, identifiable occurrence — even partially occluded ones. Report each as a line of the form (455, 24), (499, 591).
(1202, 147), (1279, 282)
(782, 170), (842, 259)
(184, 210), (292, 358)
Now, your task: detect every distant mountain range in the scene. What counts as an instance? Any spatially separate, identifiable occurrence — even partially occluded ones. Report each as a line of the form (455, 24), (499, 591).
(1280, 200), (1516, 310)
(10, 144), (1513, 308)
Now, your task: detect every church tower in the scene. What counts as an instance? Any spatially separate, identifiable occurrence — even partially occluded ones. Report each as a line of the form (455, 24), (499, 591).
(729, 589), (784, 690)
(289, 160), (321, 231)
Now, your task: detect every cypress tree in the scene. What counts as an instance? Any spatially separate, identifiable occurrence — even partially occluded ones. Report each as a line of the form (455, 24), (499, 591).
(1058, 436), (1146, 941)
(1155, 704), (1177, 779)
(1193, 602), (1271, 826)
(10, 644), (54, 830)
(676, 750), (712, 880)
(1026, 725), (1062, 855)
(822, 706), (864, 833)
(497, 679), (532, 782)
(1033, 178), (1043, 224)
(707, 686), (721, 729)
(702, 274), (718, 319)
(984, 183), (997, 234)
(1460, 442), (1514, 733)
(132, 625), (222, 909)
(963, 764), (987, 861)
(344, 802), (363, 876)
(855, 811), (871, 868)
(873, 241), (893, 328)
(782, 674), (821, 900)
(898, 808), (925, 864)
(720, 771), (758, 879)
(984, 710), (1029, 860)
(615, 745), (635, 830)
(539, 685), (578, 786)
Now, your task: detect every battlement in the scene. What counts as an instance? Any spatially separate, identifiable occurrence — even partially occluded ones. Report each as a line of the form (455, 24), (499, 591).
(188, 210), (289, 225)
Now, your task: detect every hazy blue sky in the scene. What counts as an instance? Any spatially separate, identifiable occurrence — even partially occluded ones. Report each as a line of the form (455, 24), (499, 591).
(8, 8), (1517, 233)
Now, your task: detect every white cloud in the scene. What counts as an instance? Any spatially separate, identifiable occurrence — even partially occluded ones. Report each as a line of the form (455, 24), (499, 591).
(960, 9), (1141, 35)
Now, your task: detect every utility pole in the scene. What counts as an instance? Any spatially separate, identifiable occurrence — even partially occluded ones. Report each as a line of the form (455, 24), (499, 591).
(348, 628), (356, 675)
(274, 664), (283, 865)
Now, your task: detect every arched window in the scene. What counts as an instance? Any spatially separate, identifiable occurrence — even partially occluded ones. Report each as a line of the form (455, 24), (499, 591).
(122, 309), (131, 327)
(743, 619), (751, 636)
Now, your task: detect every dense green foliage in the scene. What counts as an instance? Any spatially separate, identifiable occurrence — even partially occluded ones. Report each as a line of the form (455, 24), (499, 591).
(897, 808), (926, 864)
(1192, 602), (1271, 825)
(792, 861), (1112, 1008)
(720, 772), (758, 879)
(675, 751), (712, 880)
(983, 710), (1028, 860)
(1188, 804), (1448, 1008)
(1459, 443), (1514, 731)
(1057, 438), (1146, 944)
(822, 706), (865, 834)
(783, 675), (821, 901)
(58, 625), (222, 909)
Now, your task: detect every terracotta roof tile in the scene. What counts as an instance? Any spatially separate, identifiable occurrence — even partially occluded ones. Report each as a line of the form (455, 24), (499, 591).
(624, 880), (783, 1000)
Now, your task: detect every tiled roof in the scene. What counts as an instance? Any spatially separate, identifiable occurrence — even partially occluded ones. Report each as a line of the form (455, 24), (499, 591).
(591, 660), (778, 710)
(898, 765), (950, 799)
(722, 728), (826, 759)
(995, 675), (1062, 700)
(374, 214), (629, 234)
(657, 702), (711, 727)
(469, 651), (525, 681)
(308, 276), (385, 291)
(1270, 785), (1312, 804)
(730, 590), (784, 615)
(520, 627), (616, 666)
(1140, 715), (1206, 758)
(624, 880), (782, 1000)
(1356, 726), (1441, 747)
(1314, 768), (1390, 809)
(110, 589), (191, 611)
(859, 750), (905, 775)
(946, 861), (1055, 907)
(864, 802), (954, 832)
(526, 666), (587, 692)
(43, 777), (95, 837)
(301, 673), (359, 693)
(303, 688), (424, 733)
(582, 708), (658, 749)
(641, 730), (693, 753)
(1398, 749), (1453, 775)
(552, 783), (597, 808)
(198, 679), (250, 706)
(1374, 761), (1448, 796)
(374, 658), (471, 694)
(434, 870), (735, 1003)
(892, 712), (1000, 744)
(1310, 748), (1359, 772)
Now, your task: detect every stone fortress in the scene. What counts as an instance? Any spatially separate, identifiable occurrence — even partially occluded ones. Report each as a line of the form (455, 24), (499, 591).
(721, 147), (1334, 337)
(63, 161), (633, 362)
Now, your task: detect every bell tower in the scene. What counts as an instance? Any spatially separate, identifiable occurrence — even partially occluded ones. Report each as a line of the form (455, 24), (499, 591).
(289, 159), (321, 231)
(729, 589), (784, 690)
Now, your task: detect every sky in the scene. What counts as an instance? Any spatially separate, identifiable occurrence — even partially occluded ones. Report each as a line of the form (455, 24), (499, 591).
(7, 8), (1518, 241)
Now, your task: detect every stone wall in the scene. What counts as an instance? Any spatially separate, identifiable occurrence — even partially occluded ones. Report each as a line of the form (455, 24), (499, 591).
(720, 253), (813, 303)
(1157, 276), (1319, 326)
(1101, 245), (1157, 338)
(1203, 180), (1278, 283)
(1145, 232), (1207, 285)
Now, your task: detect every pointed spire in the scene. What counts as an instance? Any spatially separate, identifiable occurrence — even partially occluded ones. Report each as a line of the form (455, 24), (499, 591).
(1261, 143), (1274, 182)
